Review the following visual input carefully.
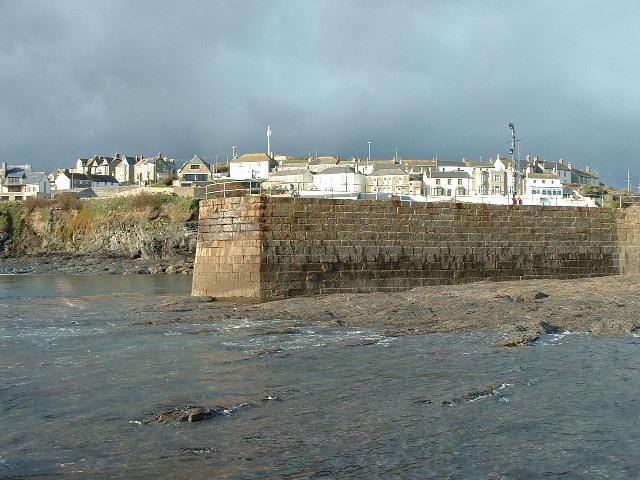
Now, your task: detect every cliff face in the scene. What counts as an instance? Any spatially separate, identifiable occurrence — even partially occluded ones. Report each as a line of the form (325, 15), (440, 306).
(0, 195), (198, 260)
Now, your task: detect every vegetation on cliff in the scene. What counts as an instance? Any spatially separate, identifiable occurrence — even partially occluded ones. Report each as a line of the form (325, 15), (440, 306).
(0, 194), (199, 259)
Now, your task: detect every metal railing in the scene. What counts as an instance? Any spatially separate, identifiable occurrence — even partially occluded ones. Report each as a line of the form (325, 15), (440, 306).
(203, 179), (598, 207)
(204, 180), (262, 199)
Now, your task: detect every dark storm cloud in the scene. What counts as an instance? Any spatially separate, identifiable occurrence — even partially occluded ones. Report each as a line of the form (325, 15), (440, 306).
(1, 0), (639, 185)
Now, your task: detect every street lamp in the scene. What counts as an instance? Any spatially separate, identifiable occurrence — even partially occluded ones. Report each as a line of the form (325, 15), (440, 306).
(232, 146), (238, 159)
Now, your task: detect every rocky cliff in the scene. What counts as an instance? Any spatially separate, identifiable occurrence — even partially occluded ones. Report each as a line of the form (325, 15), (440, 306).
(0, 194), (198, 261)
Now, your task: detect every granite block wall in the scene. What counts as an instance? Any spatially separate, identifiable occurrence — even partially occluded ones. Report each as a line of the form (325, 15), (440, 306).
(192, 196), (631, 299)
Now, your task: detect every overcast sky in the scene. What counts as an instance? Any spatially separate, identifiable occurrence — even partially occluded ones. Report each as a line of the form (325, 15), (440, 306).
(1, 1), (638, 185)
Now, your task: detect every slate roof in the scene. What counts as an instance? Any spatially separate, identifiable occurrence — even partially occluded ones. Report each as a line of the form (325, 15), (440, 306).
(369, 168), (409, 177)
(315, 166), (357, 175)
(541, 161), (571, 171)
(270, 169), (311, 177)
(178, 155), (211, 173)
(528, 173), (560, 180)
(572, 168), (598, 178)
(231, 153), (272, 163)
(308, 156), (338, 165)
(428, 171), (471, 179)
(437, 160), (467, 167)
(464, 160), (494, 168)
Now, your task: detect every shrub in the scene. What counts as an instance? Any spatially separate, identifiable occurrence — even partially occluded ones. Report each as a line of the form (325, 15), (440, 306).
(55, 193), (80, 210)
(131, 193), (164, 211)
(23, 196), (52, 212)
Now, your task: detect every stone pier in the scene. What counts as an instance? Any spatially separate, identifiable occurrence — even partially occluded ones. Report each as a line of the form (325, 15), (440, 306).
(192, 196), (640, 299)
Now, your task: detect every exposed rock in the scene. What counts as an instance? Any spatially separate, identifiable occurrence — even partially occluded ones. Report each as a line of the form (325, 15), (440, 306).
(500, 333), (540, 347)
(141, 406), (227, 424)
(534, 291), (550, 300)
(442, 383), (510, 406)
(540, 320), (560, 334)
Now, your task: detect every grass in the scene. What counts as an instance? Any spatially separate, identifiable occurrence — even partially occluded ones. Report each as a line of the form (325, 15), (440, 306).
(0, 202), (25, 245)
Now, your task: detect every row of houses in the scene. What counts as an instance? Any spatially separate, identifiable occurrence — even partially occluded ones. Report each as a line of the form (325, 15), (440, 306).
(0, 149), (601, 204)
(222, 152), (599, 204)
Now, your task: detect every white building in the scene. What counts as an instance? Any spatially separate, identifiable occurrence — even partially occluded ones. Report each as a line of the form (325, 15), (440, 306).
(313, 166), (366, 193)
(54, 171), (119, 190)
(0, 163), (51, 201)
(538, 160), (572, 185)
(133, 154), (175, 185)
(423, 171), (472, 197)
(113, 155), (138, 184)
(266, 168), (314, 192)
(229, 153), (276, 180)
(525, 173), (563, 203)
(366, 167), (411, 194)
(307, 156), (339, 173)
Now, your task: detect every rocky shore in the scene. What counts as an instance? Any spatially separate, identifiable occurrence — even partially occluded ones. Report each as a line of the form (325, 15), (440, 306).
(0, 255), (194, 275)
(128, 274), (640, 342)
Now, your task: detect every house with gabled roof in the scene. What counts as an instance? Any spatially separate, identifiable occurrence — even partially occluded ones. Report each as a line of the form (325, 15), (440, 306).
(423, 170), (472, 197)
(133, 154), (176, 185)
(113, 154), (139, 184)
(366, 167), (411, 194)
(177, 155), (213, 186)
(313, 166), (366, 193)
(571, 165), (599, 186)
(0, 163), (51, 201)
(229, 153), (276, 180)
(265, 168), (314, 193)
(307, 156), (339, 173)
(536, 159), (572, 185)
(54, 170), (119, 190)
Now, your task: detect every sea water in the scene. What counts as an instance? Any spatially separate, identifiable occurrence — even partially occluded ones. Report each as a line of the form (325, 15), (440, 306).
(2, 275), (640, 478)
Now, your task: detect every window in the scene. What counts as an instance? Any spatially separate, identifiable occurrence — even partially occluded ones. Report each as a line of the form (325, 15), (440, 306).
(447, 179), (452, 185)
(492, 185), (501, 194)
(542, 180), (546, 184)
(494, 174), (501, 182)
(190, 165), (200, 169)
(457, 179), (462, 185)
(435, 179), (440, 185)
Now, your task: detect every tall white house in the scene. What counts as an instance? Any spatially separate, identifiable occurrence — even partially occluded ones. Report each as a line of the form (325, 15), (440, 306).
(313, 166), (366, 193)
(525, 173), (563, 203)
(229, 153), (276, 180)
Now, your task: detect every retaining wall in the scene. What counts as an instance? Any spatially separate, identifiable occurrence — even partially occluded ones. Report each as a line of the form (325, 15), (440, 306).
(192, 196), (636, 299)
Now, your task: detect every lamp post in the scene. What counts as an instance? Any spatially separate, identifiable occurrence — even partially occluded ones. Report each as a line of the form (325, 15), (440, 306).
(232, 146), (238, 159)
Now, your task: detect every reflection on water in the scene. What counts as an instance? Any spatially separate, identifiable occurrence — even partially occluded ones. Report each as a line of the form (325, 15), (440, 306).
(2, 277), (640, 478)
(0, 274), (192, 298)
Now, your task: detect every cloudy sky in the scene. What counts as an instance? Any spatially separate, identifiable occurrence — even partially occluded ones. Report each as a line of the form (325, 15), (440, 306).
(1, 1), (638, 185)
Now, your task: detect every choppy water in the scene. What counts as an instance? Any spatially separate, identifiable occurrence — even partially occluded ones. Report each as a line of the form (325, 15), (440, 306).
(2, 275), (640, 478)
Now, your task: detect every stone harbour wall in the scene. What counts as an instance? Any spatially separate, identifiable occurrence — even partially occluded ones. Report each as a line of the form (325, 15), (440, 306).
(192, 196), (633, 299)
